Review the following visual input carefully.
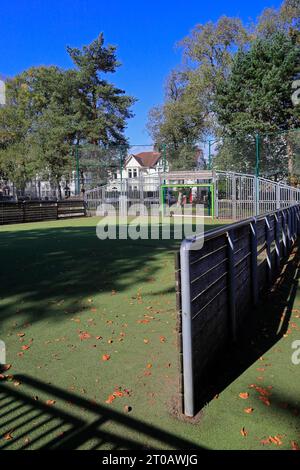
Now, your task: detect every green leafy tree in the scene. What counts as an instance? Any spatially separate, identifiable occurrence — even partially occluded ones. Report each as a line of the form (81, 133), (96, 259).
(147, 16), (249, 168)
(67, 33), (136, 146)
(213, 32), (300, 178)
(0, 34), (135, 195)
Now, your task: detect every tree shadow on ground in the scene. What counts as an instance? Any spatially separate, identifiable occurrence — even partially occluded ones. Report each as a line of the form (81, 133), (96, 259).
(197, 241), (300, 410)
(0, 374), (206, 450)
(0, 221), (219, 329)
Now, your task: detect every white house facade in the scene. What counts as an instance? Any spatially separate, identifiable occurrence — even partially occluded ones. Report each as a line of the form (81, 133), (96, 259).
(107, 151), (168, 192)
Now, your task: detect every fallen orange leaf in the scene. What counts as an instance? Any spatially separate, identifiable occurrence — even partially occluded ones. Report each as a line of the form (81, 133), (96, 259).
(239, 392), (249, 399)
(269, 436), (282, 446)
(259, 396), (271, 406)
(160, 336), (166, 343)
(2, 364), (11, 372)
(146, 363), (152, 369)
(79, 332), (91, 341)
(105, 394), (115, 404)
(102, 354), (110, 361)
(261, 438), (271, 445)
(240, 427), (248, 437)
(255, 386), (271, 396)
(3, 432), (13, 441)
(46, 400), (56, 406)
(21, 345), (30, 351)
(244, 407), (254, 414)
(291, 441), (300, 451)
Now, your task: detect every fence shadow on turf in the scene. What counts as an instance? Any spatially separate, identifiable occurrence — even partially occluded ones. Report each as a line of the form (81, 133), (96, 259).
(0, 374), (205, 450)
(198, 241), (300, 410)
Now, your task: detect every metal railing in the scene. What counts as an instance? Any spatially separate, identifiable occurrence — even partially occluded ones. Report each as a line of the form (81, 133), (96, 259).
(85, 171), (300, 220)
(216, 171), (300, 219)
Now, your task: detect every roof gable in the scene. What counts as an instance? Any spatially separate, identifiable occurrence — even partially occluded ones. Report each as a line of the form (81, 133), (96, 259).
(133, 152), (161, 168)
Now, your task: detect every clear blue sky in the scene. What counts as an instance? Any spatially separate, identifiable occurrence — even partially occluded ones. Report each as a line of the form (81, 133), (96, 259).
(0, 0), (282, 144)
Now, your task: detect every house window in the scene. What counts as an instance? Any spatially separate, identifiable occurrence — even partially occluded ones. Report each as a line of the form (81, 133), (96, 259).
(133, 169), (137, 178)
(128, 169), (132, 178)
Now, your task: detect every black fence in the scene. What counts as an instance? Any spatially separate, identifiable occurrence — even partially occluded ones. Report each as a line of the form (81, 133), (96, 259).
(176, 204), (300, 416)
(0, 200), (86, 226)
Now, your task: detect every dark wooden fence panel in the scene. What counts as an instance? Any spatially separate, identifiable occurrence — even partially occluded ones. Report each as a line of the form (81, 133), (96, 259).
(57, 200), (86, 219)
(0, 200), (86, 226)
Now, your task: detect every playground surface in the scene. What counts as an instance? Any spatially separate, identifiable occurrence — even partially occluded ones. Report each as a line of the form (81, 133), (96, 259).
(0, 217), (300, 450)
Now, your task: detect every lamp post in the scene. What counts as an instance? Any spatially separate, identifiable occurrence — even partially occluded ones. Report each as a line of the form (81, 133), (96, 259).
(255, 133), (260, 178)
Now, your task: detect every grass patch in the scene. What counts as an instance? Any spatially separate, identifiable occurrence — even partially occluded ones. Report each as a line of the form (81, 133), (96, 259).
(0, 217), (299, 450)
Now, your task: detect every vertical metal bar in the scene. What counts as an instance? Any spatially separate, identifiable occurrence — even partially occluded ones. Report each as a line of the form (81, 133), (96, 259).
(75, 143), (80, 196)
(282, 210), (287, 257)
(227, 230), (237, 341)
(255, 133), (260, 177)
(255, 176), (259, 217)
(232, 175), (237, 220)
(287, 208), (291, 251)
(276, 183), (280, 210)
(274, 212), (281, 271)
(180, 239), (194, 417)
(250, 219), (258, 305)
(211, 184), (215, 218)
(214, 174), (219, 219)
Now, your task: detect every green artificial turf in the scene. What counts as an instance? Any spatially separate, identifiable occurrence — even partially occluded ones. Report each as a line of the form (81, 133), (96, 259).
(0, 217), (299, 450)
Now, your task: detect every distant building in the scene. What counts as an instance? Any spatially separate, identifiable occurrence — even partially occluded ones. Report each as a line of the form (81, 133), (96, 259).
(107, 151), (167, 191)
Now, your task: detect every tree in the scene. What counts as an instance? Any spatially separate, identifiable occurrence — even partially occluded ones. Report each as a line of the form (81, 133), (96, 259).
(215, 33), (300, 134)
(213, 32), (300, 178)
(179, 16), (249, 95)
(147, 16), (249, 167)
(147, 71), (207, 169)
(67, 33), (136, 146)
(0, 34), (135, 196)
(256, 0), (300, 39)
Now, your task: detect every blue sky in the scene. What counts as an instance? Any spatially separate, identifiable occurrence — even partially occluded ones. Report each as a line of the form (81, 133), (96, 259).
(0, 0), (282, 144)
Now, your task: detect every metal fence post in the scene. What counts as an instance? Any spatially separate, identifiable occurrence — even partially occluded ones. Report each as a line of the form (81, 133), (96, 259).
(282, 210), (287, 258)
(213, 173), (218, 219)
(180, 239), (194, 417)
(287, 208), (292, 251)
(276, 184), (280, 210)
(250, 219), (258, 305)
(232, 175), (237, 220)
(265, 215), (272, 285)
(274, 212), (281, 271)
(227, 230), (237, 341)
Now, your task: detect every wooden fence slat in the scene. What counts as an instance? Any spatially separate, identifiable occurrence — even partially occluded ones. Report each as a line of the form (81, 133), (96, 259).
(0, 200), (86, 225)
